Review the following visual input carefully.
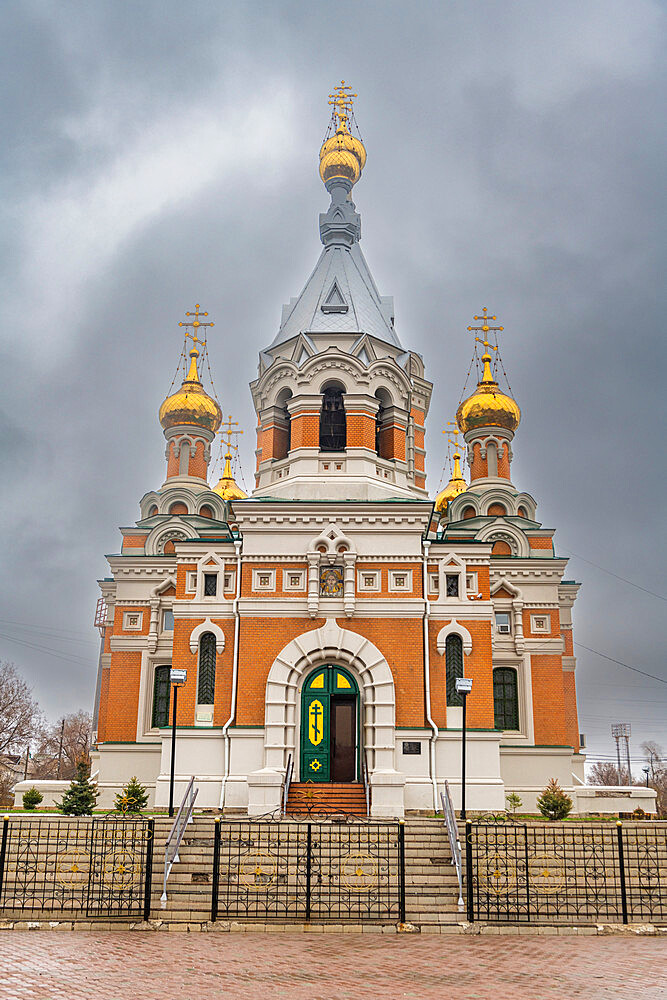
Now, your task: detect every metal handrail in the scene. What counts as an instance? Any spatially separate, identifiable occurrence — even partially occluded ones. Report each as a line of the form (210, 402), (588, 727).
(441, 781), (464, 911)
(281, 753), (293, 818)
(362, 750), (370, 817)
(160, 775), (198, 905)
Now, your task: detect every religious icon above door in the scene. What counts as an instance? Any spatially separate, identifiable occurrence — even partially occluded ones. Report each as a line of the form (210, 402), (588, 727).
(320, 565), (344, 596)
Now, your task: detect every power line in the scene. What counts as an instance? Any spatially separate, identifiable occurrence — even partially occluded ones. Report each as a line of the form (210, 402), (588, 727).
(574, 642), (666, 685)
(560, 547), (666, 603)
(0, 632), (92, 667)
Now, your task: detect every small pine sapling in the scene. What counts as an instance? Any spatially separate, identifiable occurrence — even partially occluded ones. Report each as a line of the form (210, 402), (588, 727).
(537, 778), (573, 820)
(58, 760), (98, 815)
(506, 791), (522, 816)
(22, 787), (43, 810)
(115, 776), (149, 814)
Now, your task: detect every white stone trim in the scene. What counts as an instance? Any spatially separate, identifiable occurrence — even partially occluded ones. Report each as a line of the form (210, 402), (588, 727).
(436, 621), (473, 657)
(358, 569), (380, 592)
(282, 569), (306, 591)
(252, 568), (276, 591)
(188, 619), (225, 654)
(388, 569), (412, 592)
(123, 611), (143, 631)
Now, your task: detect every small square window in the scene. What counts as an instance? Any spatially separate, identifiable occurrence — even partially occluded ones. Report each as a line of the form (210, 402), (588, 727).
(123, 611), (143, 631)
(389, 570), (412, 592)
(223, 572), (235, 593)
(282, 569), (305, 591)
(531, 614), (551, 634)
(253, 569), (276, 591)
(357, 570), (379, 592)
(186, 572), (197, 593)
(203, 573), (218, 597)
(259, 574), (270, 587)
(428, 573), (439, 594)
(446, 574), (460, 597)
(162, 610), (174, 631)
(466, 572), (478, 594)
(495, 612), (511, 634)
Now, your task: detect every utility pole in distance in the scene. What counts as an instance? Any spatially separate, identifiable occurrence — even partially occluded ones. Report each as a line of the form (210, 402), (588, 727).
(611, 723), (631, 785)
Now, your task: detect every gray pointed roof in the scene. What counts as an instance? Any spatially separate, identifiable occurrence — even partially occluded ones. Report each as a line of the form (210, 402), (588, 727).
(271, 242), (401, 349)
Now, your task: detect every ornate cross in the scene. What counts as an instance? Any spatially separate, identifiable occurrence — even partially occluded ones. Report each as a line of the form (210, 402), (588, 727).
(328, 80), (357, 130)
(220, 415), (243, 456)
(179, 303), (214, 352)
(467, 307), (503, 354)
(443, 420), (462, 454)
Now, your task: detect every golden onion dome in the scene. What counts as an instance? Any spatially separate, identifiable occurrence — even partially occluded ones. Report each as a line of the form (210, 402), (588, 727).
(319, 127), (367, 187)
(456, 353), (521, 434)
(212, 453), (247, 502)
(435, 452), (468, 513)
(159, 349), (222, 433)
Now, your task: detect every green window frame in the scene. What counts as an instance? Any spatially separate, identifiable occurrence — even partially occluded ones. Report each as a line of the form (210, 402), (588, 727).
(445, 634), (464, 707)
(493, 668), (519, 730)
(152, 665), (171, 728)
(197, 632), (217, 704)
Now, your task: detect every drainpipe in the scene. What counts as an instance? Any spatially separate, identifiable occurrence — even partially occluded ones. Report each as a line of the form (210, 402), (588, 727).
(219, 537), (243, 811)
(422, 537), (439, 810)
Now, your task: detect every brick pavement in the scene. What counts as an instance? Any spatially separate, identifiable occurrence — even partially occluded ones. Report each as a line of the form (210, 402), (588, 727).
(0, 931), (665, 1000)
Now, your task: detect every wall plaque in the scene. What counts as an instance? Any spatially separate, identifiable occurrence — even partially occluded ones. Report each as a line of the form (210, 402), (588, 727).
(402, 741), (422, 755)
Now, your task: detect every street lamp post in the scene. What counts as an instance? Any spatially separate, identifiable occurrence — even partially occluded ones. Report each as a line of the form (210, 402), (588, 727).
(168, 668), (187, 818)
(643, 766), (650, 788)
(456, 677), (473, 819)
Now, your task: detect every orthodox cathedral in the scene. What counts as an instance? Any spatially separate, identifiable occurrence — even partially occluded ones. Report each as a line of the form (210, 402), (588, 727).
(92, 84), (584, 816)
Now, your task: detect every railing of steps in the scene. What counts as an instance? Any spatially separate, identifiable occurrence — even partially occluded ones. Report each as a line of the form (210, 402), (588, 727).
(440, 781), (464, 912)
(160, 775), (198, 906)
(281, 753), (293, 818)
(362, 750), (370, 817)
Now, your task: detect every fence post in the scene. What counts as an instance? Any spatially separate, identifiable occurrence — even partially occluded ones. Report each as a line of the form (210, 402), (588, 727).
(306, 824), (312, 921)
(524, 824), (530, 922)
(211, 817), (221, 922)
(616, 821), (628, 925)
(0, 816), (8, 903)
(143, 819), (155, 922)
(398, 821), (406, 924)
(465, 821), (474, 923)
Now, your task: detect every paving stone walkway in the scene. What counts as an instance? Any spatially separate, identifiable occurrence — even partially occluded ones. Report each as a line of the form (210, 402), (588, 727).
(0, 931), (665, 999)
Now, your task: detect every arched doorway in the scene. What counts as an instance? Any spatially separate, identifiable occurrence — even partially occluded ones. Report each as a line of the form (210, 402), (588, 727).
(300, 665), (359, 782)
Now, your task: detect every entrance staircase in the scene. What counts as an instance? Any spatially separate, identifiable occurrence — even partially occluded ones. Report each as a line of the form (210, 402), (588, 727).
(284, 782), (367, 815)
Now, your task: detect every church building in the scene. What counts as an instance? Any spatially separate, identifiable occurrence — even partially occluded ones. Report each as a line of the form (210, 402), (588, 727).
(92, 84), (585, 816)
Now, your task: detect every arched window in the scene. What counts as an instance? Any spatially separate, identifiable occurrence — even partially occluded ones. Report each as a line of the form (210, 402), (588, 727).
(488, 503), (507, 516)
(493, 668), (519, 730)
(445, 634), (464, 707)
(275, 388), (292, 460)
(374, 388), (392, 459)
(319, 385), (346, 452)
(199, 505), (213, 519)
(169, 501), (188, 515)
(152, 665), (171, 728)
(197, 632), (217, 704)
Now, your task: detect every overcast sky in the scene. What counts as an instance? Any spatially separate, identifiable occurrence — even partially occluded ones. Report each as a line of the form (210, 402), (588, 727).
(1, 0), (665, 771)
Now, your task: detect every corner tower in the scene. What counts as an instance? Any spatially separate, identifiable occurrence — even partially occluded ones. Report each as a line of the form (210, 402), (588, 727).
(250, 82), (432, 500)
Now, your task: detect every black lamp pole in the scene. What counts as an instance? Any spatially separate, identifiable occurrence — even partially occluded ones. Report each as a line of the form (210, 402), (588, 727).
(461, 692), (468, 820)
(168, 683), (179, 818)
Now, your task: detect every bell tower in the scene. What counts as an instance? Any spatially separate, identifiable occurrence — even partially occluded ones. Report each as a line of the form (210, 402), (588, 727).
(250, 82), (432, 500)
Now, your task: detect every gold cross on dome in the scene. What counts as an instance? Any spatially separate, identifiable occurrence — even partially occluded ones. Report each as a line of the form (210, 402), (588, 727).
(220, 415), (243, 455)
(443, 421), (462, 454)
(328, 80), (357, 130)
(467, 307), (503, 354)
(179, 303), (214, 352)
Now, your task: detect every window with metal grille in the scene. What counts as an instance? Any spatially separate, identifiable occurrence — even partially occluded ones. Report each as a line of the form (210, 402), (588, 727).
(445, 634), (464, 706)
(446, 574), (460, 597)
(152, 665), (171, 728)
(319, 387), (346, 452)
(198, 632), (217, 704)
(203, 573), (217, 596)
(493, 668), (519, 730)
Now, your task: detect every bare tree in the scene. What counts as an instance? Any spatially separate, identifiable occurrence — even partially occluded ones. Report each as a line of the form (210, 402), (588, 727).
(641, 740), (666, 818)
(588, 761), (628, 786)
(0, 662), (43, 755)
(35, 710), (92, 780)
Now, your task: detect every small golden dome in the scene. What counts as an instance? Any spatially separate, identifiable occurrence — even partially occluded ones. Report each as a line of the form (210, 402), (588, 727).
(319, 128), (367, 186)
(212, 453), (247, 502)
(456, 353), (521, 434)
(435, 451), (467, 513)
(159, 350), (222, 433)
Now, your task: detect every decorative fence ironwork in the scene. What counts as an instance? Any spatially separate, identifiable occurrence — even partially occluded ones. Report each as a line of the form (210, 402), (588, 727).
(466, 821), (666, 924)
(0, 817), (154, 919)
(212, 819), (405, 922)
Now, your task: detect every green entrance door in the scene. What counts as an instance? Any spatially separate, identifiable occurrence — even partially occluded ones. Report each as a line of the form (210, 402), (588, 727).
(300, 666), (359, 782)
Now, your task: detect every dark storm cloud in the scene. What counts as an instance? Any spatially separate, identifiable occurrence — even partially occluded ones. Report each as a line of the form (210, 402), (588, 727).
(1, 0), (665, 765)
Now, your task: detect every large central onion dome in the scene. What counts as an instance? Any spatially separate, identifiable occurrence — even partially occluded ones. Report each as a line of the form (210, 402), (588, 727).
(457, 352), (521, 434)
(159, 349), (222, 433)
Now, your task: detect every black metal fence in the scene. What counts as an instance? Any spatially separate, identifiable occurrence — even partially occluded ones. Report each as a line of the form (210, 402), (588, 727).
(212, 819), (405, 922)
(0, 817), (154, 919)
(466, 822), (666, 924)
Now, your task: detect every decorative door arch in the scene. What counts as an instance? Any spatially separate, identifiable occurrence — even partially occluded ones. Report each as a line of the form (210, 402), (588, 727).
(300, 665), (359, 782)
